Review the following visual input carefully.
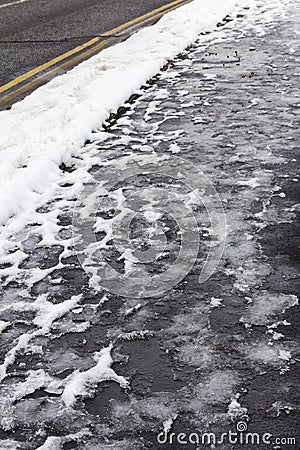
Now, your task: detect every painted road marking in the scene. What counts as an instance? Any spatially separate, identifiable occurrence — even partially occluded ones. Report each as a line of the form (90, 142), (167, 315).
(0, 0), (186, 95)
(0, 0), (31, 9)
(0, 37), (100, 94)
(0, 0), (192, 107)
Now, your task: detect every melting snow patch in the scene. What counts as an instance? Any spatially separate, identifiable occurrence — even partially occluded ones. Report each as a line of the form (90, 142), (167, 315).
(248, 343), (292, 366)
(0, 440), (24, 450)
(36, 437), (62, 450)
(163, 413), (178, 433)
(0, 0), (241, 228)
(210, 297), (224, 308)
(62, 344), (129, 406)
(228, 397), (248, 421)
(267, 401), (299, 417)
(124, 303), (142, 317)
(0, 294), (82, 382)
(36, 430), (90, 450)
(241, 292), (298, 326)
(13, 369), (62, 402)
(32, 294), (82, 332)
(0, 321), (10, 333)
(169, 143), (181, 154)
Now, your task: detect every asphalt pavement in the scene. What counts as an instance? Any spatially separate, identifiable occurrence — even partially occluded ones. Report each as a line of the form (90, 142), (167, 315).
(0, 1), (299, 449)
(0, 0), (174, 85)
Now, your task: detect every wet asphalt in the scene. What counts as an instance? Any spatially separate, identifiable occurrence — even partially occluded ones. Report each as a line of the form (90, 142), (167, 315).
(0, 1), (299, 449)
(0, 0), (174, 85)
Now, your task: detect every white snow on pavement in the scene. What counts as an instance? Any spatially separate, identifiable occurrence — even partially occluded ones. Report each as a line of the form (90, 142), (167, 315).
(0, 0), (298, 447)
(0, 294), (82, 382)
(0, 320), (10, 333)
(62, 344), (129, 406)
(241, 292), (298, 326)
(0, 0), (241, 228)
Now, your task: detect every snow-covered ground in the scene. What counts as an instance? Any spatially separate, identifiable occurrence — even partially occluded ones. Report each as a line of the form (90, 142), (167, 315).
(0, 0), (299, 448)
(0, 0), (241, 229)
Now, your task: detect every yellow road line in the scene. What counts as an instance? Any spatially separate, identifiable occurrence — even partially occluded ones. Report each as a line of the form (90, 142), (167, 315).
(103, 0), (192, 41)
(0, 37), (100, 94)
(0, 0), (192, 108)
(0, 37), (115, 106)
(0, 0), (30, 9)
(0, 0), (187, 95)
(101, 0), (186, 36)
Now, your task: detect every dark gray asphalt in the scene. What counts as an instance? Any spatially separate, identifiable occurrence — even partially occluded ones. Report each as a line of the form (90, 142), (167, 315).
(0, 0), (174, 85)
(0, 2), (299, 449)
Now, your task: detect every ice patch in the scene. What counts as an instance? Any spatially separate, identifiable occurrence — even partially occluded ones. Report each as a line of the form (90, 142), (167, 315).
(210, 297), (224, 308)
(248, 343), (292, 366)
(0, 440), (24, 450)
(241, 292), (298, 326)
(0, 321), (10, 333)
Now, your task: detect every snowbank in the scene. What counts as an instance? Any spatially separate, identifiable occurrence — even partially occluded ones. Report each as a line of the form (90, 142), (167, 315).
(0, 0), (240, 227)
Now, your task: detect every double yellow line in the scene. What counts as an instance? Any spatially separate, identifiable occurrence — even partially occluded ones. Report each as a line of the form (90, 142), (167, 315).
(0, 0), (192, 109)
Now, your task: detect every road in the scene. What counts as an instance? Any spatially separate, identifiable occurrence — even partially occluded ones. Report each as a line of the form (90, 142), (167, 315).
(0, 0), (299, 449)
(0, 0), (177, 86)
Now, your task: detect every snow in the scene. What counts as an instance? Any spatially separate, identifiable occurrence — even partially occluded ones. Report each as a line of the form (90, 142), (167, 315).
(209, 297), (223, 308)
(32, 294), (82, 331)
(228, 398), (248, 421)
(5, 344), (129, 410)
(124, 303), (142, 317)
(248, 343), (293, 366)
(0, 320), (10, 333)
(35, 430), (90, 450)
(35, 437), (62, 450)
(12, 369), (61, 402)
(0, 0), (241, 231)
(0, 294), (82, 382)
(169, 143), (181, 153)
(0, 440), (23, 450)
(0, 332), (33, 382)
(116, 330), (154, 341)
(163, 413), (178, 433)
(62, 344), (129, 406)
(0, 0), (298, 447)
(267, 401), (297, 417)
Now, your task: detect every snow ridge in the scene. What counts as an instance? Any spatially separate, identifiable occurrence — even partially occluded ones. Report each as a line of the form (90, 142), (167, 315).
(0, 0), (240, 227)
